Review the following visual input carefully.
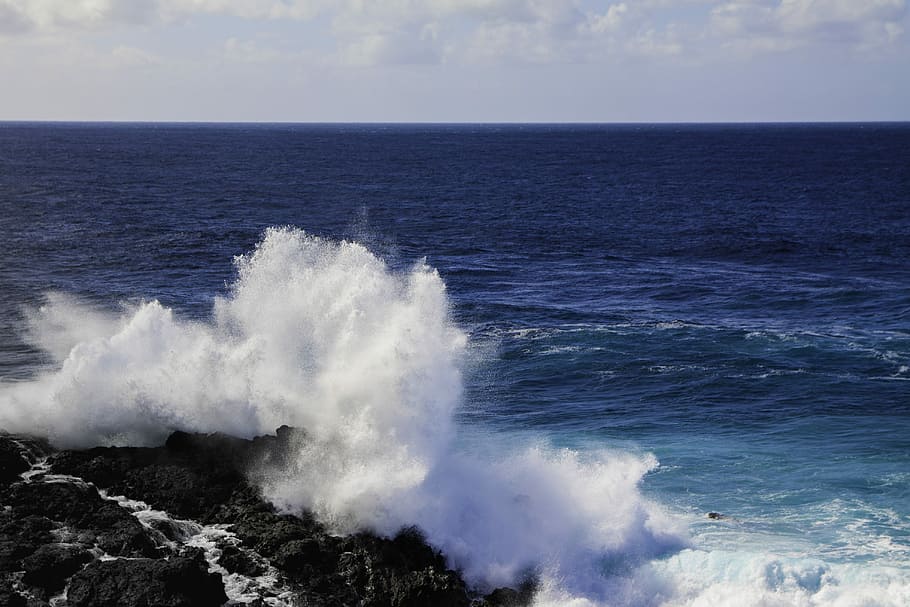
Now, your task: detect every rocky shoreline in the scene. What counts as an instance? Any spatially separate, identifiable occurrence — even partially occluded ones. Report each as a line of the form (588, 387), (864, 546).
(0, 428), (533, 607)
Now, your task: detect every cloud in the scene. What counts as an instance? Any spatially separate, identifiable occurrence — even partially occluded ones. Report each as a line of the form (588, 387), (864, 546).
(0, 0), (328, 33)
(110, 44), (161, 67)
(0, 3), (31, 34)
(712, 0), (908, 51)
(587, 3), (629, 34)
(0, 0), (159, 33)
(0, 0), (906, 67)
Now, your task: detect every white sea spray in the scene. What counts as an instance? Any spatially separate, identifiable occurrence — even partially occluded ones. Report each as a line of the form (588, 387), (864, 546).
(2, 227), (908, 605)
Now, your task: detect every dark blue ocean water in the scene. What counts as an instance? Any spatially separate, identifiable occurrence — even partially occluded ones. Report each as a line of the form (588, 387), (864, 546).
(1, 123), (909, 604)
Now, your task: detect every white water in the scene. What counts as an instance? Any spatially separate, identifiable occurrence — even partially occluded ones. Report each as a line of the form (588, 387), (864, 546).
(101, 491), (295, 607)
(2, 227), (908, 605)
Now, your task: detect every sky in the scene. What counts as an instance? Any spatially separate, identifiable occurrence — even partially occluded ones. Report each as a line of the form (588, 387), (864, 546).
(0, 0), (908, 122)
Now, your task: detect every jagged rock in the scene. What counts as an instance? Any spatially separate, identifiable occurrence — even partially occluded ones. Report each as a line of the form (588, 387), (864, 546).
(21, 544), (93, 592)
(0, 581), (27, 607)
(208, 483), (274, 523)
(39, 428), (526, 606)
(272, 538), (329, 573)
(480, 578), (538, 607)
(217, 544), (264, 577)
(390, 526), (449, 571)
(145, 516), (200, 543)
(334, 529), (469, 607)
(0, 435), (53, 485)
(0, 513), (55, 571)
(50, 428), (304, 523)
(66, 550), (228, 607)
(5, 482), (159, 558)
(0, 438), (31, 485)
(389, 568), (469, 607)
(230, 510), (321, 557)
(51, 451), (241, 522)
(481, 587), (525, 606)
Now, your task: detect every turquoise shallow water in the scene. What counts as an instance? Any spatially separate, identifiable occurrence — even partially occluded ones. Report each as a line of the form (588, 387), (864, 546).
(1, 123), (909, 604)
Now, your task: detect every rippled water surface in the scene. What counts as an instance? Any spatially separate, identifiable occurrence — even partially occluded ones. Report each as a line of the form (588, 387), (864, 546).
(2, 122), (909, 605)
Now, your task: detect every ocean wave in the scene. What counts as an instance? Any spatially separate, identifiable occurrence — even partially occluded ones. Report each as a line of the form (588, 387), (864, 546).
(0, 227), (683, 601)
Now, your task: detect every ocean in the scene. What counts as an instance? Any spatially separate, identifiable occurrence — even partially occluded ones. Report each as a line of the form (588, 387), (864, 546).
(1, 122), (908, 606)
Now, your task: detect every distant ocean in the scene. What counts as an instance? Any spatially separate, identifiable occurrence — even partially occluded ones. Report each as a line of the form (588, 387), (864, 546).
(1, 122), (908, 606)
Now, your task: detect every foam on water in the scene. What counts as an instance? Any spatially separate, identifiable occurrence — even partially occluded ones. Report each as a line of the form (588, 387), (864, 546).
(1, 227), (907, 605)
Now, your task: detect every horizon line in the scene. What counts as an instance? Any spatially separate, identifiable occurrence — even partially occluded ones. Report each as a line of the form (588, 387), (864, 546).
(1, 119), (909, 126)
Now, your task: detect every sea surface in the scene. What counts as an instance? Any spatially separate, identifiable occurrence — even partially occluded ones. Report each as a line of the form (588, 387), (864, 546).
(1, 122), (909, 606)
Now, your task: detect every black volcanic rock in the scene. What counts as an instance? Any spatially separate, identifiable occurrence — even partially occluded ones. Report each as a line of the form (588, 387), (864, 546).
(333, 529), (469, 607)
(0, 438), (31, 485)
(230, 510), (322, 556)
(6, 482), (160, 558)
(66, 550), (228, 607)
(50, 427), (305, 523)
(272, 538), (328, 572)
(0, 435), (52, 486)
(50, 448), (242, 522)
(0, 513), (55, 571)
(481, 587), (533, 607)
(0, 429), (531, 605)
(217, 544), (264, 577)
(21, 544), (93, 592)
(0, 583), (27, 607)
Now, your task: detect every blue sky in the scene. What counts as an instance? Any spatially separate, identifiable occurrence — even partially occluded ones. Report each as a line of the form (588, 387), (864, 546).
(1, 0), (907, 122)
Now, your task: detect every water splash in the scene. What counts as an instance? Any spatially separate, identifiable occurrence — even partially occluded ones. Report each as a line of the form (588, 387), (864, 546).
(0, 227), (682, 599)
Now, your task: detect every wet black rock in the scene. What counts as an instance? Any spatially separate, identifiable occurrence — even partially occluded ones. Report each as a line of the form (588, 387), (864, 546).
(6, 482), (160, 558)
(50, 426), (305, 523)
(332, 528), (470, 607)
(145, 516), (200, 543)
(22, 544), (93, 592)
(0, 430), (530, 606)
(0, 583), (27, 607)
(217, 544), (265, 577)
(0, 513), (55, 572)
(272, 538), (328, 572)
(66, 549), (228, 607)
(481, 584), (538, 607)
(0, 438), (30, 485)
(229, 510), (322, 557)
(0, 435), (51, 486)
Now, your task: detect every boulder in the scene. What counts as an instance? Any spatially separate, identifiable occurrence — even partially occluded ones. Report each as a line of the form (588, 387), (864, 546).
(39, 428), (528, 606)
(0, 437), (31, 485)
(0, 513), (55, 572)
(480, 577), (538, 607)
(21, 543), (93, 592)
(217, 544), (264, 577)
(335, 529), (469, 607)
(0, 582), (27, 607)
(66, 550), (227, 607)
(6, 482), (159, 558)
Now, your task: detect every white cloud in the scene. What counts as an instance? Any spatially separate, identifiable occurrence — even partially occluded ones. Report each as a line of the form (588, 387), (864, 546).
(712, 0), (908, 51)
(110, 44), (161, 66)
(587, 4), (629, 34)
(0, 0), (331, 32)
(0, 0), (906, 68)
(0, 0), (160, 31)
(222, 37), (284, 64)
